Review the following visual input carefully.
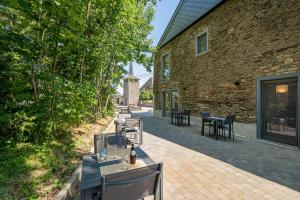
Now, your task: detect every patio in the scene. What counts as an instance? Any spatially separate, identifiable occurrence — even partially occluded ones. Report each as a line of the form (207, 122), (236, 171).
(133, 110), (300, 200)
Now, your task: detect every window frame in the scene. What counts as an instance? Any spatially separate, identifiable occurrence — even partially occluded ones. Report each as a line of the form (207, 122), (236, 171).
(195, 29), (209, 56)
(161, 52), (171, 83)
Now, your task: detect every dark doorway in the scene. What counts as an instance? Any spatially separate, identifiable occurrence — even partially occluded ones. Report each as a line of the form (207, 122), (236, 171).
(262, 78), (298, 145)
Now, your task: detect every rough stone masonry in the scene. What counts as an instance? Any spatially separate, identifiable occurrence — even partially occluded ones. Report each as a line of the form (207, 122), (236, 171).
(153, 0), (300, 123)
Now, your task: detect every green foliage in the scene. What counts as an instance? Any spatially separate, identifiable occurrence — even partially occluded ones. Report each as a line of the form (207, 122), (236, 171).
(0, 0), (156, 142)
(0, 130), (78, 199)
(139, 89), (153, 100)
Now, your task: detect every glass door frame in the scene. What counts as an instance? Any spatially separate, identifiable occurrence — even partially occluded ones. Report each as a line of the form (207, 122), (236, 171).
(256, 73), (300, 147)
(261, 78), (298, 145)
(162, 89), (179, 117)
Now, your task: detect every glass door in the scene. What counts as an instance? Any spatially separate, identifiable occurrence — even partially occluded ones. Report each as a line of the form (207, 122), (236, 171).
(262, 78), (298, 145)
(162, 90), (179, 117)
(162, 91), (171, 117)
(171, 91), (179, 111)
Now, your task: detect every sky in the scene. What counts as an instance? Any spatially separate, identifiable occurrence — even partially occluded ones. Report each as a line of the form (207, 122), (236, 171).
(117, 0), (180, 94)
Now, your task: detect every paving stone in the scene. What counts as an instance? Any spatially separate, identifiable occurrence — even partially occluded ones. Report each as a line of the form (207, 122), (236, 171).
(134, 110), (300, 200)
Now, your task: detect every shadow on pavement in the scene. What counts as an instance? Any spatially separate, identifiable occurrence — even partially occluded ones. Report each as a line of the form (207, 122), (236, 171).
(133, 111), (300, 192)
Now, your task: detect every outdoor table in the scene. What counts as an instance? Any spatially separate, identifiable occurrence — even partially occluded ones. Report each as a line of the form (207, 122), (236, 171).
(202, 116), (225, 140)
(80, 146), (163, 200)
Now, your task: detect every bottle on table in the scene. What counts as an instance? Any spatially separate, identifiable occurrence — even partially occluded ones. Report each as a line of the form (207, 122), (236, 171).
(130, 144), (136, 164)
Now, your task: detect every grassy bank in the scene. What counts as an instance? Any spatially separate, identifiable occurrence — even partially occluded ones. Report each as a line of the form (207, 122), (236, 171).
(0, 116), (113, 199)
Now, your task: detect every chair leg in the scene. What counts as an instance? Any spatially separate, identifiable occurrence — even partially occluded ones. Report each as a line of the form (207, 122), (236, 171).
(222, 129), (224, 140)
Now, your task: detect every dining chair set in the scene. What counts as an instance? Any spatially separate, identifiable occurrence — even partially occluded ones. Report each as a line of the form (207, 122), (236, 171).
(201, 112), (236, 141)
(115, 109), (143, 146)
(81, 133), (162, 200)
(80, 109), (163, 200)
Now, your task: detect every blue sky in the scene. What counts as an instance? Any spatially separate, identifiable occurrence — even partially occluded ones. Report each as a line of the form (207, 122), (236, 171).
(118, 0), (180, 94)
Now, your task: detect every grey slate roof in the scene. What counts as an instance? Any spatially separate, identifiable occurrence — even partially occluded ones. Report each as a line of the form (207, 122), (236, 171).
(140, 77), (153, 91)
(158, 0), (224, 48)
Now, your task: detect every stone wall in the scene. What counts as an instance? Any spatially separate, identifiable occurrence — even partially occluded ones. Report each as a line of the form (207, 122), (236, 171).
(153, 0), (300, 123)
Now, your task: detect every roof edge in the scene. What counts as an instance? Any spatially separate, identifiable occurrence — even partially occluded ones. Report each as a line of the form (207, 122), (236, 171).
(157, 0), (226, 50)
(157, 0), (185, 48)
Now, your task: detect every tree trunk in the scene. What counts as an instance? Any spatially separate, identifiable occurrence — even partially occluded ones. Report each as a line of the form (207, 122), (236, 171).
(31, 65), (38, 102)
(80, 46), (85, 84)
(50, 29), (60, 116)
(80, 0), (92, 84)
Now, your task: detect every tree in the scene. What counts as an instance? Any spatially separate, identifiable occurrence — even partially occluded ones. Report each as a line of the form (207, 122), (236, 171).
(139, 90), (153, 101)
(0, 0), (156, 142)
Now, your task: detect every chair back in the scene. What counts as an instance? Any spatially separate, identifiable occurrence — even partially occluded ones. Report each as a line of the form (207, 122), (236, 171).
(171, 108), (178, 113)
(120, 108), (130, 114)
(125, 118), (140, 129)
(94, 134), (120, 153)
(201, 112), (210, 119)
(183, 109), (191, 116)
(224, 114), (235, 125)
(118, 113), (132, 122)
(94, 134), (104, 153)
(101, 163), (163, 200)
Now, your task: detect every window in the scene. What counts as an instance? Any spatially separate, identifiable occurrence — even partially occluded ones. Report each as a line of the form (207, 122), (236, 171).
(162, 53), (170, 82)
(196, 30), (208, 56)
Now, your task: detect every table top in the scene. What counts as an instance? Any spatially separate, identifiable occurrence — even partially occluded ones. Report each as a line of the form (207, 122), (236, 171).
(206, 116), (225, 121)
(80, 147), (154, 191)
(171, 110), (190, 114)
(171, 110), (182, 113)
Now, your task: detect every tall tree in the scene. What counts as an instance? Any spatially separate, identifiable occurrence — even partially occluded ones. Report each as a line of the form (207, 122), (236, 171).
(0, 0), (155, 142)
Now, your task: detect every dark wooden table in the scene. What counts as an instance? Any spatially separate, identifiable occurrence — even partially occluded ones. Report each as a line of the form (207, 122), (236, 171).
(202, 116), (225, 140)
(80, 147), (163, 200)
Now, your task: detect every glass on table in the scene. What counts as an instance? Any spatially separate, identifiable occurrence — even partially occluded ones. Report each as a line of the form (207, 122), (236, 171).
(100, 148), (108, 162)
(97, 151), (101, 163)
(108, 144), (118, 159)
(122, 154), (129, 170)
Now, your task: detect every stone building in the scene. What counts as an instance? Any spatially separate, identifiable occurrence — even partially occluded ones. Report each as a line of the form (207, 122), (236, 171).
(113, 91), (124, 105)
(123, 62), (140, 106)
(140, 77), (153, 92)
(153, 0), (300, 146)
(139, 77), (153, 107)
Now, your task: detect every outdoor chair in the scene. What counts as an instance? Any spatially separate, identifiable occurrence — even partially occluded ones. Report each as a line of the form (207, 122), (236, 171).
(117, 113), (132, 122)
(177, 109), (191, 126)
(92, 163), (163, 200)
(115, 113), (132, 134)
(94, 134), (114, 153)
(201, 112), (213, 136)
(94, 134), (127, 153)
(218, 114), (236, 140)
(94, 134), (104, 153)
(120, 108), (130, 114)
(123, 118), (143, 146)
(170, 109), (178, 125)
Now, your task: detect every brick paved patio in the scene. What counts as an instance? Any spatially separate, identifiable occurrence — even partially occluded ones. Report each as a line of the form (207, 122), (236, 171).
(134, 110), (300, 200)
